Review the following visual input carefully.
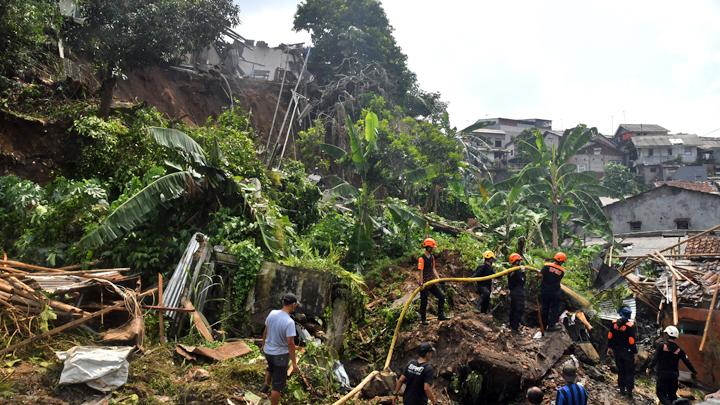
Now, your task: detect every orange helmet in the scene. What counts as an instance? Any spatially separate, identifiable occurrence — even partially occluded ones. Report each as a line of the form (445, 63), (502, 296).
(509, 253), (523, 264)
(422, 238), (437, 248)
(554, 252), (567, 263)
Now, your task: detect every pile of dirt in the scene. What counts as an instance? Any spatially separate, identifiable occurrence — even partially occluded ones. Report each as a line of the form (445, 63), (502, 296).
(0, 110), (76, 183)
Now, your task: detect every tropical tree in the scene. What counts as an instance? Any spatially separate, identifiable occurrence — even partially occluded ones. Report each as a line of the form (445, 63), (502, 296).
(79, 127), (291, 256)
(514, 125), (609, 248)
(64, 0), (239, 117)
(602, 162), (642, 198)
(0, 0), (58, 79)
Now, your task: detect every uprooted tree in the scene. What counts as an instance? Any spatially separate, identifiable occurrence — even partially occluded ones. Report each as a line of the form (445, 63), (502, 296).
(63, 0), (240, 117)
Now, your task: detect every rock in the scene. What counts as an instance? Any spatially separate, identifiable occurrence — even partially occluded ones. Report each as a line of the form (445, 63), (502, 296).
(361, 371), (396, 399)
(186, 368), (210, 381)
(585, 366), (606, 382)
(635, 348), (651, 372)
(575, 342), (600, 365)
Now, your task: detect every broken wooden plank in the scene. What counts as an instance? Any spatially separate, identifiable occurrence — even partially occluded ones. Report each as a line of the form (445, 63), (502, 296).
(182, 297), (214, 342)
(0, 288), (157, 356)
(141, 305), (194, 313)
(15, 268), (130, 277)
(699, 283), (719, 352)
(0, 260), (65, 273)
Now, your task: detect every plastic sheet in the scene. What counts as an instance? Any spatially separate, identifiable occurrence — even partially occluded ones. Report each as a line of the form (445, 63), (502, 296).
(55, 346), (134, 392)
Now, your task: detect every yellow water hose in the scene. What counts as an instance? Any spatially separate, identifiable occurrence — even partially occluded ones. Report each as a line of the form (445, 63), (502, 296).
(332, 265), (540, 405)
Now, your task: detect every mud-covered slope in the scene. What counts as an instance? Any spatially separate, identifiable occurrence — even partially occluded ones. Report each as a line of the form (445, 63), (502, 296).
(115, 66), (288, 140)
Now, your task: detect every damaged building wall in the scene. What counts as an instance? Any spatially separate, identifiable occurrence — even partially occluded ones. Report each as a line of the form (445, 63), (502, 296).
(662, 307), (720, 389)
(603, 185), (720, 234)
(243, 262), (351, 352)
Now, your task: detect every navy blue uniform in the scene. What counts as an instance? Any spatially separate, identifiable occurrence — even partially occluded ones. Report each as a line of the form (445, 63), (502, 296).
(607, 318), (638, 394)
(540, 262), (565, 328)
(648, 340), (697, 405)
(507, 268), (525, 330)
(472, 262), (494, 313)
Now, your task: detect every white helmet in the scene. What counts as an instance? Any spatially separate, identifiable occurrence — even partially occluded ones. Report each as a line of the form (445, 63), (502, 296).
(664, 325), (679, 338)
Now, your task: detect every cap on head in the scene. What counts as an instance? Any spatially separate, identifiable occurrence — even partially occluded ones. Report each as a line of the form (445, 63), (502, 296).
(526, 386), (543, 404)
(554, 252), (567, 263)
(664, 325), (679, 338)
(422, 238), (437, 248)
(509, 253), (523, 264)
(562, 362), (577, 380)
(618, 306), (632, 319)
(282, 293), (299, 306)
(483, 250), (496, 260)
(418, 342), (436, 356)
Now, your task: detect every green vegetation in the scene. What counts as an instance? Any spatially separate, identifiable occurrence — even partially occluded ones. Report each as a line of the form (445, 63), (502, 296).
(602, 162), (643, 197)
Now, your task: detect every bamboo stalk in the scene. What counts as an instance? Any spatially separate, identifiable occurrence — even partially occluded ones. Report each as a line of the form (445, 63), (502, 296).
(0, 260), (65, 273)
(699, 283), (719, 352)
(653, 252), (697, 286)
(0, 288), (157, 356)
(332, 370), (380, 405)
(672, 273), (679, 325)
(17, 268), (130, 277)
(157, 273), (165, 344)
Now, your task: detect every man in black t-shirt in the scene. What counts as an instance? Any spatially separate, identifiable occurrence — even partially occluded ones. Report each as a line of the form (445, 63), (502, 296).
(472, 250), (496, 313)
(647, 325), (697, 405)
(394, 342), (437, 405)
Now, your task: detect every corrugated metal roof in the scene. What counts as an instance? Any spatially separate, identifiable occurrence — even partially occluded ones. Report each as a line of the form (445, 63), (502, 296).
(619, 124), (668, 133)
(616, 235), (687, 257)
(699, 137), (720, 149)
(598, 298), (636, 321)
(631, 134), (700, 147)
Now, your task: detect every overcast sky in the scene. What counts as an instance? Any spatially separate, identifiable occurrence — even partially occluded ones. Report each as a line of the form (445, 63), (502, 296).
(237, 1), (720, 136)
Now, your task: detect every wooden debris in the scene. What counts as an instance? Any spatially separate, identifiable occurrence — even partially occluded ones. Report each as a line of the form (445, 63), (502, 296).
(699, 283), (719, 352)
(158, 273), (166, 344)
(182, 297), (215, 342)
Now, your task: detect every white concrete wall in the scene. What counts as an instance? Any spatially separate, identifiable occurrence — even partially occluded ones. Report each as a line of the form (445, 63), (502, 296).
(635, 146), (697, 165)
(604, 187), (720, 233)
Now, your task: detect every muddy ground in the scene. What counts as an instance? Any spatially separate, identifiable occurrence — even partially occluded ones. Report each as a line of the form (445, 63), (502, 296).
(0, 251), (708, 404)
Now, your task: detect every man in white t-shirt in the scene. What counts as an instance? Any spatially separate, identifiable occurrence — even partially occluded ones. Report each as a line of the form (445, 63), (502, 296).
(260, 293), (299, 405)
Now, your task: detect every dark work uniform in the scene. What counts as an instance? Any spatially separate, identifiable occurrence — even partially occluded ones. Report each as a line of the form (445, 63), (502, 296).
(402, 359), (435, 405)
(607, 318), (638, 394)
(472, 261), (494, 313)
(648, 340), (697, 405)
(418, 254), (445, 322)
(507, 266), (525, 330)
(540, 262), (565, 328)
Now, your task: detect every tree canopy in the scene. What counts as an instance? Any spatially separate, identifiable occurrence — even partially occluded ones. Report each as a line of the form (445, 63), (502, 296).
(64, 0), (240, 117)
(0, 0), (58, 79)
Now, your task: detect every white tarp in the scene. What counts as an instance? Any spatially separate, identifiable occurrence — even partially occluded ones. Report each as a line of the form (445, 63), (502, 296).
(56, 346), (134, 392)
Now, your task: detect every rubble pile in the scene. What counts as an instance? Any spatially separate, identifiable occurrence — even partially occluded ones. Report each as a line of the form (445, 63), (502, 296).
(0, 257), (150, 354)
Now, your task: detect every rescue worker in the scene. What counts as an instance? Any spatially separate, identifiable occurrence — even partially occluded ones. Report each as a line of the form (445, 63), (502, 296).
(507, 253), (525, 332)
(540, 252), (567, 331)
(472, 250), (496, 313)
(526, 386), (544, 405)
(607, 306), (638, 399)
(555, 362), (588, 405)
(417, 238), (447, 325)
(394, 342), (438, 405)
(647, 325), (698, 405)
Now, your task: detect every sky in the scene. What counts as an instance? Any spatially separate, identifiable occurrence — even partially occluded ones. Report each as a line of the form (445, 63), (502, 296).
(237, 1), (720, 136)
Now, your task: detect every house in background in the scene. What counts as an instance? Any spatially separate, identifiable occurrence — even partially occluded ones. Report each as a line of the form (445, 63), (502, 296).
(628, 134), (700, 183)
(463, 117), (552, 170)
(569, 135), (624, 174)
(614, 123), (669, 143)
(603, 184), (720, 235)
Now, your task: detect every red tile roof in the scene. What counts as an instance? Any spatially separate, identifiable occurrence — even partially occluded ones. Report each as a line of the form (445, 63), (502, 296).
(653, 181), (717, 194)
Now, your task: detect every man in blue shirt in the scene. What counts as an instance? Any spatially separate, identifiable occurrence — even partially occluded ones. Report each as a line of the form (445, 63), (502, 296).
(261, 293), (299, 405)
(556, 363), (588, 405)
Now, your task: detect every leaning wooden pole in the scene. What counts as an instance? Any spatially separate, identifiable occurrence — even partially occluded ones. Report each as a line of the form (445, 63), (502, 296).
(672, 273), (679, 326)
(158, 273), (166, 344)
(699, 283), (719, 352)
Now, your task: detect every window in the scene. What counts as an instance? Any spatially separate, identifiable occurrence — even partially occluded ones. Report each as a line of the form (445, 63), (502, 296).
(675, 218), (690, 230)
(678, 320), (705, 336)
(593, 147), (602, 155)
(650, 167), (657, 173)
(647, 149), (654, 156)
(685, 147), (693, 155)
(629, 221), (642, 232)
(495, 139), (502, 148)
(667, 148), (673, 156)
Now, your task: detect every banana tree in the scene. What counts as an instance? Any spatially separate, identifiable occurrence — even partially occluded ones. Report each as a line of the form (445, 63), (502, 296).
(514, 125), (610, 248)
(79, 127), (291, 256)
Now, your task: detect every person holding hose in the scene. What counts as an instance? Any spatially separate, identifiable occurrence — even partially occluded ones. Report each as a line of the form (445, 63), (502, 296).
(507, 253), (526, 333)
(417, 238), (447, 325)
(540, 252), (567, 331)
(647, 325), (697, 405)
(473, 250), (496, 313)
(607, 306), (638, 399)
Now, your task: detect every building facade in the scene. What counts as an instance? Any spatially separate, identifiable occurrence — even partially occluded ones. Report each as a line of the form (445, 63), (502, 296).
(603, 185), (720, 234)
(569, 135), (624, 174)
